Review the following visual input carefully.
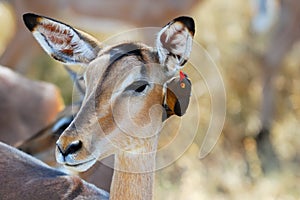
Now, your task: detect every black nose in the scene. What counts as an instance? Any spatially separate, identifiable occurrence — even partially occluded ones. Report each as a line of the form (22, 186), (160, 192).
(56, 140), (82, 157)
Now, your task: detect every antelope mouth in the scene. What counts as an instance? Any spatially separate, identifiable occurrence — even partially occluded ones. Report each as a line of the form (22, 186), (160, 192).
(64, 158), (97, 172)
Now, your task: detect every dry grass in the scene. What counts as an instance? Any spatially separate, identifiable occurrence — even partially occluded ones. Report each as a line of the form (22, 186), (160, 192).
(156, 0), (300, 199)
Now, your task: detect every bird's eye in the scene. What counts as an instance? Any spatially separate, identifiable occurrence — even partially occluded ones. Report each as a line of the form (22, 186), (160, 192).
(126, 80), (150, 94)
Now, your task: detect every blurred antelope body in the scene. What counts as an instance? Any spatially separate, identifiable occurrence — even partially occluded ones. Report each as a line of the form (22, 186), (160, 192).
(23, 13), (194, 200)
(0, 66), (63, 145)
(0, 141), (109, 200)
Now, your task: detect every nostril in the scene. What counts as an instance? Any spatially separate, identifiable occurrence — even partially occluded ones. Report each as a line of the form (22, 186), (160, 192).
(56, 140), (82, 157)
(65, 140), (82, 156)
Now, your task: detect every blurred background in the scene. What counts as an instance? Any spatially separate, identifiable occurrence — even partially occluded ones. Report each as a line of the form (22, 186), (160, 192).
(0, 0), (300, 199)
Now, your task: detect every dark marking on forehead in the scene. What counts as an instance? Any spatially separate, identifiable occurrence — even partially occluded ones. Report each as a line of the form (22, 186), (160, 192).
(109, 43), (144, 64)
(94, 43), (147, 103)
(100, 43), (145, 85)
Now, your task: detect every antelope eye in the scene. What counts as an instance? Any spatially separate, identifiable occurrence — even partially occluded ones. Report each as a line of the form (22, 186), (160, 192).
(126, 80), (150, 94)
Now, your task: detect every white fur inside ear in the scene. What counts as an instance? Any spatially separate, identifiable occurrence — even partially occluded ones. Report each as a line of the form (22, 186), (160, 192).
(156, 21), (193, 74)
(32, 17), (100, 65)
(33, 31), (55, 58)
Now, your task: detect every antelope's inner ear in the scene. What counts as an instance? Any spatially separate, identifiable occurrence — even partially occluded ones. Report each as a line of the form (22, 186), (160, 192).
(163, 72), (192, 120)
(23, 13), (101, 66)
(156, 16), (195, 75)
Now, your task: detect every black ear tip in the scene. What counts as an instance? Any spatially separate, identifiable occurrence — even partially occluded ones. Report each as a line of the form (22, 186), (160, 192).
(23, 13), (40, 31)
(174, 16), (195, 35)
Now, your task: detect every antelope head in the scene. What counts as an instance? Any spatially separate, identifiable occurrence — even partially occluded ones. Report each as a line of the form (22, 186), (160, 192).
(23, 13), (195, 172)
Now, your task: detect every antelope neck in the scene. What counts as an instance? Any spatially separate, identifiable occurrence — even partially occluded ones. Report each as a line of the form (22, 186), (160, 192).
(110, 136), (158, 200)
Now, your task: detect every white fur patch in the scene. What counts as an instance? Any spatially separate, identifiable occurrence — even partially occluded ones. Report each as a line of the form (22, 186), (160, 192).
(32, 17), (99, 65)
(156, 21), (193, 74)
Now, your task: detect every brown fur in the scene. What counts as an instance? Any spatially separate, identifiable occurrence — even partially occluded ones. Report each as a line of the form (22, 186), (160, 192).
(0, 66), (63, 145)
(0, 142), (109, 200)
(23, 14), (194, 200)
(57, 43), (177, 200)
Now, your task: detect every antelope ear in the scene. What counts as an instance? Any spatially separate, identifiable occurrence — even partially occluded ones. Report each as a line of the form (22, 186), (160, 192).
(156, 16), (195, 75)
(23, 13), (101, 66)
(163, 72), (192, 119)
